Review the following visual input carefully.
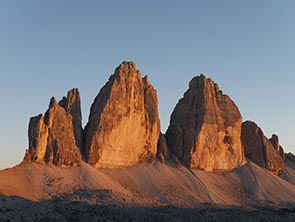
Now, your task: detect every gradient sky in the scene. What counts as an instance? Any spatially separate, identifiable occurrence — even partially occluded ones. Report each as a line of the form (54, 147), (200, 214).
(0, 0), (294, 169)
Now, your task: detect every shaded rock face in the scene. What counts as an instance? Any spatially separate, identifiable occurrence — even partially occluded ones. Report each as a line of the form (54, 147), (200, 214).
(27, 89), (82, 166)
(286, 152), (295, 163)
(166, 74), (246, 171)
(84, 61), (160, 168)
(241, 121), (285, 175)
(59, 88), (83, 154)
(157, 134), (170, 164)
(156, 133), (182, 169)
(269, 134), (285, 160)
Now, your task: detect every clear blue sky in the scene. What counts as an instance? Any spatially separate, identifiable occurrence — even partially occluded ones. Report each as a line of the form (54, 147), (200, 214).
(0, 0), (294, 169)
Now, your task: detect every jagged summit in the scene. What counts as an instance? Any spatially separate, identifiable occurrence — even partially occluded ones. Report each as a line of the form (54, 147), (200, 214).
(241, 120), (285, 175)
(49, 96), (58, 108)
(21, 63), (291, 177)
(4, 62), (295, 219)
(58, 88), (83, 153)
(115, 60), (137, 73)
(166, 74), (246, 171)
(269, 134), (286, 160)
(24, 61), (161, 169)
(84, 61), (160, 168)
(25, 88), (83, 167)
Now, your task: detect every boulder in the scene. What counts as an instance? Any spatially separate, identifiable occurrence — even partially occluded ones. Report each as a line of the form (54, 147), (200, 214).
(241, 121), (285, 175)
(166, 74), (246, 171)
(84, 61), (160, 168)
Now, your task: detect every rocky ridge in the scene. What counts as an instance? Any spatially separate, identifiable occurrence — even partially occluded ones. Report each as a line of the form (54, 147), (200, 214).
(241, 121), (285, 175)
(23, 61), (292, 176)
(3, 61), (295, 221)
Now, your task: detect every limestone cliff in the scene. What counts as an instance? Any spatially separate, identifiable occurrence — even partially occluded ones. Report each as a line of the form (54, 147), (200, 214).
(166, 74), (246, 171)
(241, 121), (285, 175)
(26, 90), (82, 166)
(269, 134), (286, 160)
(59, 88), (83, 154)
(84, 61), (160, 168)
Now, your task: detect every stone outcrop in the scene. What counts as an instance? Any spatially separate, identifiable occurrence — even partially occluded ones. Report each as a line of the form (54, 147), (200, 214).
(241, 121), (285, 175)
(84, 61), (160, 168)
(58, 88), (83, 154)
(165, 74), (246, 171)
(27, 89), (82, 166)
(286, 152), (295, 163)
(157, 134), (170, 164)
(156, 133), (182, 169)
(269, 134), (285, 160)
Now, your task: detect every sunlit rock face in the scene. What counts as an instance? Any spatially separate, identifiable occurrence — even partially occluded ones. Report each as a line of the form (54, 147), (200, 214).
(241, 121), (285, 175)
(84, 61), (160, 168)
(166, 74), (246, 171)
(58, 88), (83, 155)
(27, 90), (82, 167)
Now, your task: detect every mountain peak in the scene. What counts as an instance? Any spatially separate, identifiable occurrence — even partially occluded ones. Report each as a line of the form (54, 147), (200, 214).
(84, 62), (160, 168)
(27, 89), (82, 166)
(166, 73), (246, 170)
(114, 61), (138, 76)
(49, 96), (58, 108)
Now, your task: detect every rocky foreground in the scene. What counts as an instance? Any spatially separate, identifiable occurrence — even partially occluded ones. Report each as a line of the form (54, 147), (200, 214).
(1, 195), (295, 222)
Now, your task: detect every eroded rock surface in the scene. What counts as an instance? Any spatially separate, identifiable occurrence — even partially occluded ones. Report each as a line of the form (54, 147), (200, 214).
(27, 90), (82, 166)
(166, 74), (246, 171)
(269, 134), (286, 160)
(241, 121), (285, 175)
(286, 153), (295, 163)
(157, 134), (170, 164)
(84, 61), (160, 168)
(59, 88), (83, 154)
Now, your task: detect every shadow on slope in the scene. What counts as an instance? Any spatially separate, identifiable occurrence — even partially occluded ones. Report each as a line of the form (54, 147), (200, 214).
(281, 159), (295, 186)
(1, 195), (295, 222)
